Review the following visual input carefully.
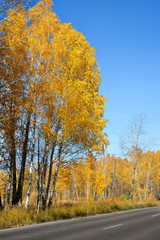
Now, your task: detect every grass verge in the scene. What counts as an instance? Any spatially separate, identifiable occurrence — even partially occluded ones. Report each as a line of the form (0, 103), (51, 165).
(0, 200), (159, 229)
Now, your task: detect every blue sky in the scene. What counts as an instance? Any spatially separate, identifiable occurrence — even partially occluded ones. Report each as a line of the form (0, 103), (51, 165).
(53, 0), (160, 156)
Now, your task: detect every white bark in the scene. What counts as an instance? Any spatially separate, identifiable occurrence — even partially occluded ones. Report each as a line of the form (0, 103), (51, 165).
(25, 112), (36, 209)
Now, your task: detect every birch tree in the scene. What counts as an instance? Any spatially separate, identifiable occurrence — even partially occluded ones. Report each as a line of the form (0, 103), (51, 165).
(120, 114), (146, 199)
(0, 0), (108, 208)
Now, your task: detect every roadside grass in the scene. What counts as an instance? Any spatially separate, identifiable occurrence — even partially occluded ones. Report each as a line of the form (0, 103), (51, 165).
(0, 200), (159, 229)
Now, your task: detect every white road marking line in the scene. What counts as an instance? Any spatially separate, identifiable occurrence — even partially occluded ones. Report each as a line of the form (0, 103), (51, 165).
(152, 213), (160, 217)
(103, 224), (122, 230)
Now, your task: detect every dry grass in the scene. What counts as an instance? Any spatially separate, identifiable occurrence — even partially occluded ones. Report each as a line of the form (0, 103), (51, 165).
(0, 200), (159, 229)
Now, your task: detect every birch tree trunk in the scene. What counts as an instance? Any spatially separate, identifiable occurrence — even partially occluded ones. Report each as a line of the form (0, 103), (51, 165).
(37, 139), (41, 211)
(48, 143), (63, 208)
(42, 125), (60, 209)
(42, 146), (55, 210)
(131, 161), (138, 200)
(12, 111), (31, 206)
(41, 143), (49, 210)
(72, 172), (79, 201)
(25, 112), (36, 209)
(7, 161), (12, 205)
(10, 103), (17, 204)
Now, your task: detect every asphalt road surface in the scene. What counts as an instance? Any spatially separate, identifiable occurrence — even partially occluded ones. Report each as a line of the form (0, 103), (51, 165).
(1, 207), (160, 240)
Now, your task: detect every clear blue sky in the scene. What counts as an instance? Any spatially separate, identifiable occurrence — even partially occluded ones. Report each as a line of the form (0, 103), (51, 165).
(53, 0), (160, 155)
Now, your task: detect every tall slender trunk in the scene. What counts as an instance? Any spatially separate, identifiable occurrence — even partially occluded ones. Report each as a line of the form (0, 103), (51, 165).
(12, 111), (31, 206)
(11, 138), (16, 203)
(42, 124), (59, 210)
(131, 164), (137, 200)
(7, 159), (12, 205)
(86, 174), (90, 199)
(6, 129), (15, 208)
(48, 143), (63, 208)
(111, 175), (115, 199)
(42, 145), (55, 210)
(145, 162), (151, 200)
(9, 106), (17, 204)
(73, 173), (79, 201)
(25, 161), (33, 209)
(130, 146), (140, 200)
(41, 143), (49, 209)
(37, 139), (41, 211)
(25, 113), (36, 209)
(71, 165), (79, 201)
(3, 185), (6, 208)
(8, 100), (17, 204)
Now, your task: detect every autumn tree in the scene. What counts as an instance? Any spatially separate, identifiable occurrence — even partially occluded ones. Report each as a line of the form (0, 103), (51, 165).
(120, 114), (146, 199)
(0, 0), (37, 22)
(0, 0), (108, 209)
(137, 151), (160, 200)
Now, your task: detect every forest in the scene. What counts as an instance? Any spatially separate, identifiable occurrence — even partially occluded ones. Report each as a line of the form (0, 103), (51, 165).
(0, 0), (160, 216)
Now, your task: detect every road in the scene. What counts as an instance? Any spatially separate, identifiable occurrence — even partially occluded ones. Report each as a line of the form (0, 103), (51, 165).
(0, 207), (160, 240)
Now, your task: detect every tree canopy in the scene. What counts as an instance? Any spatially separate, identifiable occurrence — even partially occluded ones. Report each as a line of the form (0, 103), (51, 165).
(0, 0), (108, 208)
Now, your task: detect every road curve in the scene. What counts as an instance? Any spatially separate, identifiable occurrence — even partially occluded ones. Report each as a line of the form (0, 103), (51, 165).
(1, 207), (160, 240)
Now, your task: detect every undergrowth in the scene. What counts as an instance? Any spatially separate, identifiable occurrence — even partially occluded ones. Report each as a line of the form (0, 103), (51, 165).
(0, 200), (159, 229)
